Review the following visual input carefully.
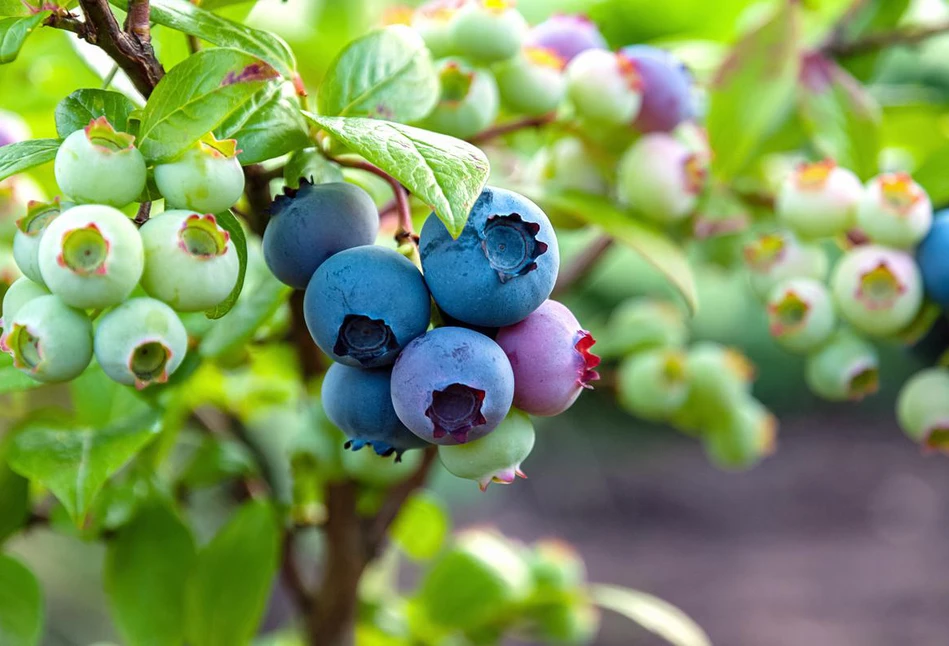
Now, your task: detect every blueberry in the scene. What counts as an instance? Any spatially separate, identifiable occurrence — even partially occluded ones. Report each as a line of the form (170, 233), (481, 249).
(565, 49), (642, 126)
(420, 58), (499, 139)
(856, 172), (933, 249)
(897, 367), (949, 452)
(1, 277), (49, 328)
(420, 186), (559, 328)
(0, 295), (92, 383)
(766, 277), (836, 353)
(322, 362), (430, 458)
(154, 136), (245, 215)
(617, 133), (707, 223)
(438, 409), (534, 490)
(263, 181), (379, 289)
(617, 348), (689, 422)
(704, 398), (777, 471)
(916, 210), (949, 309)
(805, 329), (879, 402)
(528, 13), (607, 63)
(743, 231), (829, 300)
(494, 46), (566, 117)
(13, 199), (66, 286)
(411, 0), (465, 58)
(495, 300), (599, 416)
(618, 45), (693, 133)
(390, 327), (514, 445)
(340, 442), (423, 487)
(304, 245), (431, 368)
(448, 0), (527, 63)
(54, 117), (146, 207)
(777, 160), (862, 240)
(526, 137), (609, 196)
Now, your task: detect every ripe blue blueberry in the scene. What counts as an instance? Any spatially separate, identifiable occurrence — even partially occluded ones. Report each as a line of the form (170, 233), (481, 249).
(54, 117), (146, 207)
(916, 210), (949, 309)
(304, 245), (431, 368)
(154, 136), (245, 215)
(263, 181), (379, 289)
(13, 199), (66, 286)
(321, 362), (430, 458)
(390, 327), (514, 445)
(0, 294), (92, 382)
(420, 58), (499, 139)
(617, 45), (693, 133)
(420, 186), (559, 328)
(528, 13), (607, 63)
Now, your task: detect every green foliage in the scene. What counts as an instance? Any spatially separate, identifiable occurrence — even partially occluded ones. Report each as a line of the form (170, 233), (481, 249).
(55, 89), (138, 137)
(0, 13), (48, 64)
(0, 139), (59, 182)
(215, 82), (310, 165)
(591, 584), (711, 646)
(0, 554), (43, 646)
(389, 492), (449, 560)
(204, 210), (248, 319)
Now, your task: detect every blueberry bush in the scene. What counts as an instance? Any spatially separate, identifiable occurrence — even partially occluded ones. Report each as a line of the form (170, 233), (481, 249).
(0, 0), (947, 644)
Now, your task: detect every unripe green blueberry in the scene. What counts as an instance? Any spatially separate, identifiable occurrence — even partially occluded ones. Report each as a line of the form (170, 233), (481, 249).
(530, 598), (600, 646)
(855, 172), (933, 249)
(617, 348), (690, 421)
(0, 295), (92, 382)
(0, 174), (45, 242)
(743, 231), (829, 300)
(139, 210), (239, 312)
(421, 58), (499, 139)
(494, 46), (566, 116)
(0, 250), (20, 305)
(896, 368), (949, 452)
(804, 329), (879, 402)
(340, 445), (422, 487)
(704, 398), (777, 471)
(604, 298), (688, 357)
(94, 297), (188, 389)
(526, 137), (609, 196)
(617, 133), (707, 224)
(13, 199), (67, 286)
(528, 540), (587, 598)
(448, 0), (527, 63)
(1, 277), (49, 328)
(566, 49), (642, 126)
(830, 245), (922, 337)
(154, 136), (245, 215)
(38, 204), (144, 309)
(412, 0), (464, 58)
(54, 117), (146, 207)
(438, 410), (535, 491)
(776, 159), (862, 240)
(671, 342), (754, 432)
(766, 278), (836, 353)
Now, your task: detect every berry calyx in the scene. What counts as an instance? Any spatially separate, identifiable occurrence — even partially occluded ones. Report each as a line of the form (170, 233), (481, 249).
(776, 159), (862, 240)
(766, 278), (836, 353)
(58, 223), (109, 275)
(856, 172), (933, 249)
(154, 134), (245, 215)
(805, 330), (879, 401)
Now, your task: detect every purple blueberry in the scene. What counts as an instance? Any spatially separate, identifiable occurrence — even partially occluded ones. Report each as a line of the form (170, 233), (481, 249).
(916, 210), (949, 310)
(263, 181), (379, 289)
(528, 13), (607, 63)
(390, 327), (514, 445)
(495, 300), (600, 416)
(322, 362), (430, 458)
(419, 186), (560, 328)
(304, 245), (431, 368)
(618, 45), (693, 133)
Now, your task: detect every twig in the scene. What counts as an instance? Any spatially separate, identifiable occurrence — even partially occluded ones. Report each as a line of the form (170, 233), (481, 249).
(133, 201), (151, 226)
(100, 63), (119, 89)
(335, 157), (416, 244)
(468, 113), (556, 145)
(123, 0), (151, 44)
(187, 34), (201, 54)
(825, 19), (949, 57)
(553, 234), (613, 296)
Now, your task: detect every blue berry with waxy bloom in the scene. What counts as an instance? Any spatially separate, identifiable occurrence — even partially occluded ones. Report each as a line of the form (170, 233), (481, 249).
(617, 133), (707, 224)
(0, 295), (92, 382)
(420, 186), (559, 328)
(897, 367), (949, 453)
(777, 159), (862, 240)
(322, 362), (430, 459)
(618, 45), (693, 133)
(140, 210), (240, 312)
(154, 135), (246, 215)
(37, 204), (144, 310)
(420, 58), (499, 139)
(304, 245), (431, 368)
(766, 277), (836, 353)
(438, 409), (534, 491)
(805, 329), (879, 402)
(856, 172), (933, 249)
(916, 210), (949, 309)
(263, 181), (379, 289)
(494, 46), (566, 117)
(1, 277), (49, 329)
(390, 327), (514, 445)
(54, 117), (146, 207)
(448, 0), (527, 63)
(495, 300), (599, 416)
(94, 297), (188, 389)
(528, 13), (607, 63)
(565, 49), (642, 126)
(13, 199), (66, 286)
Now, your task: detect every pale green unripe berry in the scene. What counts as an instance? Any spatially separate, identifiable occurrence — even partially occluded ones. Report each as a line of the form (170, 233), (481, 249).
(421, 58), (499, 139)
(776, 160), (862, 240)
(494, 46), (566, 116)
(528, 540), (587, 597)
(527, 137), (609, 196)
(617, 133), (707, 224)
(139, 210), (240, 312)
(766, 278), (836, 353)
(154, 137), (245, 215)
(855, 172), (933, 249)
(671, 342), (754, 432)
(1, 277), (49, 328)
(94, 298), (188, 389)
(743, 231), (829, 300)
(804, 329), (879, 401)
(617, 349), (690, 421)
(438, 410), (534, 491)
(830, 245), (922, 337)
(54, 118), (146, 207)
(603, 298), (688, 357)
(896, 368), (949, 452)
(13, 199), (67, 286)
(0, 295), (92, 382)
(38, 204), (144, 309)
(566, 49), (642, 126)
(411, 0), (462, 58)
(448, 0), (527, 63)
(705, 398), (777, 471)
(340, 445), (422, 487)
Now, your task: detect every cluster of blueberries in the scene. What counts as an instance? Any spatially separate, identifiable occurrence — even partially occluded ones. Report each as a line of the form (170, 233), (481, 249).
(263, 182), (599, 489)
(0, 117), (243, 388)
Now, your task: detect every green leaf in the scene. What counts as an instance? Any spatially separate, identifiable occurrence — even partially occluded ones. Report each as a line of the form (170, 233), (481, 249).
(318, 26), (438, 123)
(0, 555), (42, 646)
(215, 82), (310, 165)
(185, 500), (280, 646)
(204, 210), (247, 320)
(390, 493), (449, 561)
(110, 0), (295, 77)
(591, 584), (710, 646)
(798, 54), (880, 180)
(200, 271), (291, 358)
(0, 13), (48, 64)
(303, 114), (489, 238)
(138, 48), (279, 162)
(915, 145), (949, 205)
(105, 502), (196, 646)
(0, 139), (59, 182)
(284, 148), (344, 188)
(538, 191), (698, 314)
(706, 2), (801, 179)
(838, 0), (910, 81)
(0, 461), (27, 543)
(0, 360), (42, 395)
(55, 89), (137, 138)
(69, 365), (150, 428)
(6, 411), (161, 524)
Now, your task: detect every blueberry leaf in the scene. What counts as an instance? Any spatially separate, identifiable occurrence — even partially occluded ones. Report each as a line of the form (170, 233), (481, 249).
(0, 12), (48, 64)
(55, 89), (138, 137)
(390, 492), (450, 561)
(0, 138), (59, 183)
(0, 555), (43, 646)
(318, 26), (438, 123)
(215, 81), (310, 165)
(204, 210), (247, 320)
(200, 268), (291, 357)
(138, 48), (279, 163)
(591, 584), (711, 646)
(302, 114), (490, 238)
(284, 148), (345, 188)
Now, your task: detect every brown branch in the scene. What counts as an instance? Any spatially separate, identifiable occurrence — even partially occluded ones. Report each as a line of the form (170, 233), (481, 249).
(44, 10), (88, 36)
(335, 157), (416, 245)
(825, 19), (949, 57)
(468, 113), (556, 145)
(553, 234), (613, 296)
(123, 0), (151, 44)
(133, 201), (151, 226)
(364, 446), (438, 557)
